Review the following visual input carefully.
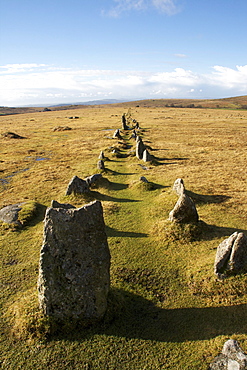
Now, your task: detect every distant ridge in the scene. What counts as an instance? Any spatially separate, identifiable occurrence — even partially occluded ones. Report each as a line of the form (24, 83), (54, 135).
(1, 96), (247, 116)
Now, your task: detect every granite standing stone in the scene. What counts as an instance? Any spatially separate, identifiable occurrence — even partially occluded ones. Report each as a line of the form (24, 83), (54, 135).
(169, 193), (199, 224)
(38, 200), (111, 323)
(65, 175), (89, 196)
(173, 178), (185, 196)
(214, 232), (247, 277)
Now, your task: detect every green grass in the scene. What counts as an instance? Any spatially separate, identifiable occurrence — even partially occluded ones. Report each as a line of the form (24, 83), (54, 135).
(1, 106), (247, 369)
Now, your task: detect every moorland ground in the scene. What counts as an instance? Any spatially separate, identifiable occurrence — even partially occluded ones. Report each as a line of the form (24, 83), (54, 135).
(0, 104), (247, 369)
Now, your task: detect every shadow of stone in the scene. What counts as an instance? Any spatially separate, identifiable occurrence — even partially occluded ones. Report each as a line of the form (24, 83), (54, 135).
(53, 288), (247, 344)
(90, 191), (140, 203)
(105, 225), (148, 238)
(199, 222), (247, 242)
(109, 182), (129, 191)
(186, 190), (230, 205)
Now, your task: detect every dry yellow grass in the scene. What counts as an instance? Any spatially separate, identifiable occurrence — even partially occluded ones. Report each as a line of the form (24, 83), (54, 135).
(1, 104), (247, 369)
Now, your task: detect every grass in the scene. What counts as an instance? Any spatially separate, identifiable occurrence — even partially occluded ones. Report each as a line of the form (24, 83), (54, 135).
(0, 105), (247, 369)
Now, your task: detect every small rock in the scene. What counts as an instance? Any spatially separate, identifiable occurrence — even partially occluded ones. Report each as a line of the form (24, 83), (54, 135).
(140, 176), (148, 183)
(2, 132), (25, 139)
(0, 203), (25, 226)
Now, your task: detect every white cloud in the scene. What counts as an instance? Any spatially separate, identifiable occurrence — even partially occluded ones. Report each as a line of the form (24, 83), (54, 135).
(0, 63), (247, 106)
(104, 0), (180, 17)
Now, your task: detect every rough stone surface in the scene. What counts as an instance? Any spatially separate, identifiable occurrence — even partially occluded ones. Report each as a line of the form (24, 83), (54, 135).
(98, 151), (105, 160)
(97, 160), (105, 170)
(113, 129), (122, 139)
(65, 175), (89, 196)
(122, 114), (128, 130)
(38, 200), (111, 322)
(173, 178), (185, 196)
(51, 200), (76, 209)
(84, 174), (103, 187)
(169, 193), (199, 224)
(0, 203), (26, 226)
(140, 176), (148, 183)
(214, 232), (247, 277)
(136, 139), (146, 160)
(142, 149), (152, 162)
(209, 340), (247, 370)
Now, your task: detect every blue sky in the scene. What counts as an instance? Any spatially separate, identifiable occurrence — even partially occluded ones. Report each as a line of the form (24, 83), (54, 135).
(0, 0), (247, 106)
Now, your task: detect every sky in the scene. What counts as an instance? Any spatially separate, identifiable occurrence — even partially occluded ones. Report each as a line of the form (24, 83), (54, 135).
(0, 0), (247, 106)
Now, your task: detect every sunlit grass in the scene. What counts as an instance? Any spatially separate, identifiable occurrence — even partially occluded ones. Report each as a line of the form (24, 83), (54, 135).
(0, 105), (247, 369)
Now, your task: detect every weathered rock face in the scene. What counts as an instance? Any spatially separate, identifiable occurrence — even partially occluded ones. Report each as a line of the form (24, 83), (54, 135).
(0, 203), (25, 226)
(136, 139), (145, 160)
(169, 193), (199, 224)
(51, 200), (76, 209)
(84, 173), (102, 187)
(173, 178), (185, 196)
(209, 339), (247, 370)
(113, 129), (122, 139)
(122, 114), (128, 130)
(142, 149), (152, 162)
(65, 175), (89, 196)
(98, 151), (105, 160)
(38, 200), (111, 323)
(214, 232), (247, 277)
(97, 160), (105, 170)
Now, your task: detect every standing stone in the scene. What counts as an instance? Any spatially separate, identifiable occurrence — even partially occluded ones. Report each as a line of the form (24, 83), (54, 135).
(38, 200), (111, 323)
(122, 114), (128, 130)
(142, 149), (152, 162)
(169, 193), (199, 224)
(65, 175), (89, 196)
(84, 173), (102, 187)
(214, 232), (247, 277)
(97, 160), (105, 170)
(209, 339), (247, 369)
(113, 129), (122, 139)
(98, 151), (105, 160)
(131, 129), (137, 140)
(136, 139), (145, 160)
(173, 178), (185, 196)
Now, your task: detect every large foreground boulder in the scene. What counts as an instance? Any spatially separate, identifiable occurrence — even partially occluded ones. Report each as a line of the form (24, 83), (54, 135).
(169, 193), (199, 224)
(38, 200), (111, 323)
(209, 339), (247, 369)
(214, 231), (247, 277)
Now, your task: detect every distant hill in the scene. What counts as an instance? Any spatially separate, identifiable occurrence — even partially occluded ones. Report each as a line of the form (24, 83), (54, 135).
(1, 96), (247, 116)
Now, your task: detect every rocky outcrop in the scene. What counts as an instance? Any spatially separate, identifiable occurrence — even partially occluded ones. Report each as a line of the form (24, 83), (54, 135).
(38, 200), (111, 323)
